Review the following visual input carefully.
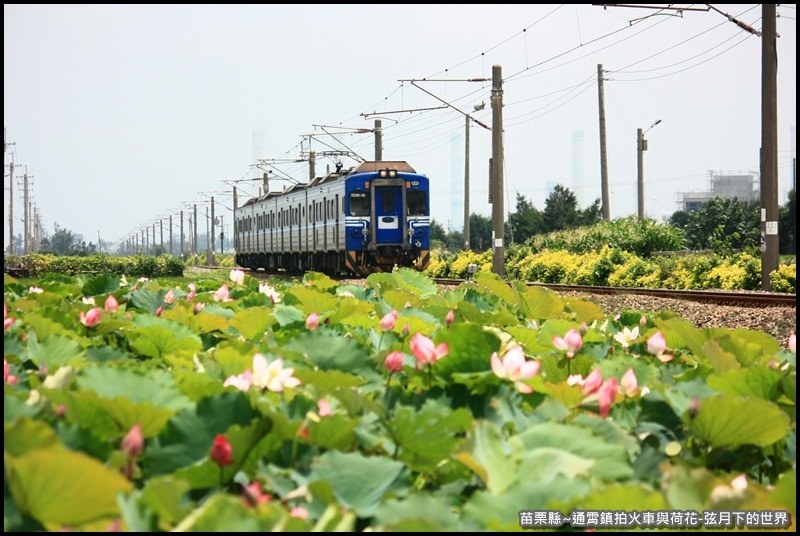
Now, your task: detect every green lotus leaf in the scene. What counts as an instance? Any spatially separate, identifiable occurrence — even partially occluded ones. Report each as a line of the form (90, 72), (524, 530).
(26, 332), (86, 369)
(82, 274), (122, 296)
(433, 323), (500, 378)
(690, 395), (791, 447)
(706, 366), (782, 401)
(473, 271), (517, 306)
(76, 365), (193, 412)
(5, 445), (133, 528)
(4, 417), (61, 455)
(462, 476), (590, 530)
(143, 391), (258, 476)
(129, 324), (202, 360)
(517, 284), (566, 321)
(454, 419), (517, 495)
(510, 421), (634, 481)
(283, 286), (339, 315)
(309, 450), (407, 517)
(373, 493), (460, 531)
(285, 331), (374, 376)
(392, 401), (472, 472)
(391, 267), (440, 298)
(229, 306), (276, 340)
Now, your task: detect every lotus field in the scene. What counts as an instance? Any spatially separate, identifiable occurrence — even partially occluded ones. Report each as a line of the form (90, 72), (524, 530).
(3, 268), (796, 531)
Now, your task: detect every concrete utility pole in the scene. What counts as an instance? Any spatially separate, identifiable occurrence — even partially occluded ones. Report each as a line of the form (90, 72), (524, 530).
(233, 187), (238, 254)
(160, 219), (164, 254)
(169, 215), (173, 256)
(7, 158), (13, 254)
(597, 64), (611, 220)
(374, 119), (383, 161)
(760, 3), (779, 290)
(464, 114), (471, 250)
(23, 171), (30, 254)
(180, 210), (185, 256)
(210, 196), (216, 266)
(490, 64), (505, 276)
(637, 120), (661, 221)
(193, 204), (198, 263)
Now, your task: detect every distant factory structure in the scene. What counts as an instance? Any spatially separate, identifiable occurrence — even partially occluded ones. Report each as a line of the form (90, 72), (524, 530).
(676, 172), (759, 213)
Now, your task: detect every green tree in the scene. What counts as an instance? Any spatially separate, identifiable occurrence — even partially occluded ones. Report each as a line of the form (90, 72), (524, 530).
(468, 213), (492, 252)
(669, 210), (692, 229)
(683, 197), (759, 252)
(542, 184), (580, 232)
(48, 223), (76, 255)
(778, 188), (796, 254)
(578, 198), (603, 227)
(430, 219), (448, 245)
(509, 193), (545, 244)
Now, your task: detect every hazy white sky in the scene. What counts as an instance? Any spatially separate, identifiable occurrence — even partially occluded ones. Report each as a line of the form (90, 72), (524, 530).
(4, 4), (796, 251)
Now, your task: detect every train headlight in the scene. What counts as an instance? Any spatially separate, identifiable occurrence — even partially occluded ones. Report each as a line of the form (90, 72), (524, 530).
(362, 228), (369, 236)
(407, 228), (414, 237)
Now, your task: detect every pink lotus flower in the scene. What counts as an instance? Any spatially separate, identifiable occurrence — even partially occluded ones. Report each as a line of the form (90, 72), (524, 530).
(164, 290), (175, 304)
(305, 312), (319, 331)
(154, 306), (164, 317)
(80, 307), (101, 327)
(384, 350), (404, 373)
(213, 284), (231, 302)
(210, 435), (234, 467)
(230, 269), (245, 285)
(194, 302), (206, 313)
(223, 369), (254, 392)
(647, 331), (674, 363)
(490, 345), (540, 394)
(4, 358), (19, 385)
(580, 367), (604, 396)
(28, 286), (44, 294)
(317, 399), (332, 417)
(380, 311), (398, 331)
(104, 295), (119, 313)
(249, 353), (301, 393)
(82, 296), (96, 305)
(242, 481), (272, 508)
(789, 332), (796, 353)
(597, 377), (619, 418)
(619, 368), (640, 397)
(445, 309), (455, 326)
(290, 506), (309, 519)
(552, 328), (583, 358)
(409, 333), (449, 370)
(259, 283), (281, 303)
(187, 283), (196, 302)
(4, 303), (16, 331)
(121, 423), (144, 458)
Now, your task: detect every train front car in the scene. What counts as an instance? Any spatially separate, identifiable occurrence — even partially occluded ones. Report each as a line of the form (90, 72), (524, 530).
(344, 161), (430, 276)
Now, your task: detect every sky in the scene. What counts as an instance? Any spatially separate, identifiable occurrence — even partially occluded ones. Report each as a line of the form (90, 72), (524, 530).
(4, 4), (797, 252)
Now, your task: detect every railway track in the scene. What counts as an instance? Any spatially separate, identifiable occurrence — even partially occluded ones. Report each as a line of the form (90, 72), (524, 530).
(433, 279), (796, 308)
(190, 267), (795, 309)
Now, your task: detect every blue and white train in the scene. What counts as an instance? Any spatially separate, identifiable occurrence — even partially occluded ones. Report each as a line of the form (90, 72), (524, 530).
(233, 161), (431, 276)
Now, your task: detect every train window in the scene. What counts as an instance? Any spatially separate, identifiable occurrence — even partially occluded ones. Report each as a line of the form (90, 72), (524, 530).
(350, 191), (370, 216)
(407, 190), (427, 215)
(381, 190), (394, 213)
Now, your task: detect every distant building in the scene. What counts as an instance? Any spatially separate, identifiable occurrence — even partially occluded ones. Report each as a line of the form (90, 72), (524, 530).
(676, 172), (759, 213)
(252, 128), (266, 179)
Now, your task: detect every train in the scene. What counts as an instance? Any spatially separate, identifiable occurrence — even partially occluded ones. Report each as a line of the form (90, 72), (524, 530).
(233, 160), (431, 276)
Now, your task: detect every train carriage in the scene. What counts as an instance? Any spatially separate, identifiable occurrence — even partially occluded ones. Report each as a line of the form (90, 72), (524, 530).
(234, 161), (430, 276)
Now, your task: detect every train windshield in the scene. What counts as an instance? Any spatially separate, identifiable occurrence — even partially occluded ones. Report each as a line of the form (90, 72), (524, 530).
(349, 191), (370, 216)
(407, 190), (427, 216)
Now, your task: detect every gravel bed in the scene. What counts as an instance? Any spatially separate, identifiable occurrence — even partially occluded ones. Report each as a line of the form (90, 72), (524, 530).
(557, 291), (796, 351)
